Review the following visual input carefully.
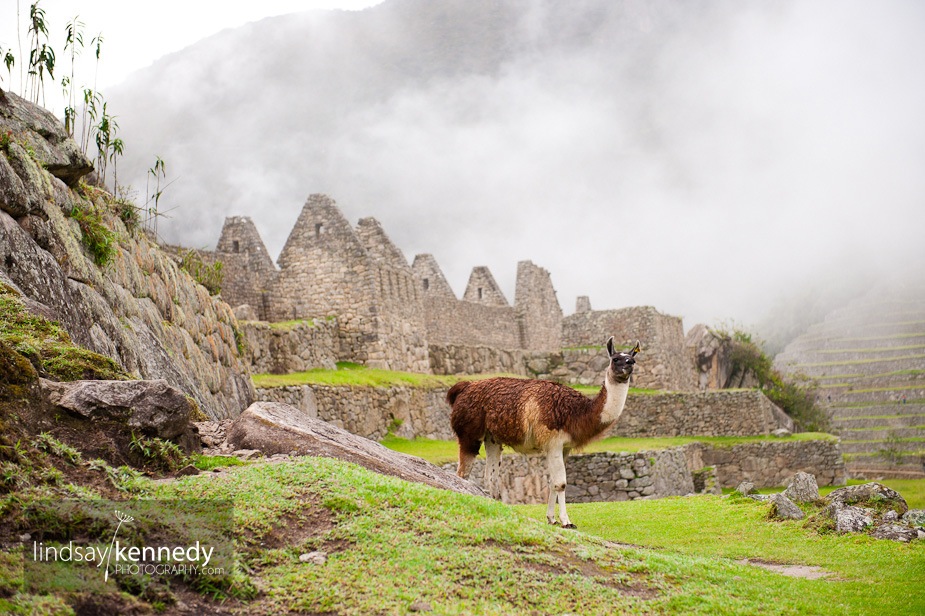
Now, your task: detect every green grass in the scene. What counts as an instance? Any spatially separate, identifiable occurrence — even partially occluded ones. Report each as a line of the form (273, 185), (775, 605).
(252, 362), (526, 389)
(0, 283), (128, 382)
(193, 454), (249, 471)
(521, 492), (925, 615)
(381, 433), (838, 466)
(5, 455), (923, 614)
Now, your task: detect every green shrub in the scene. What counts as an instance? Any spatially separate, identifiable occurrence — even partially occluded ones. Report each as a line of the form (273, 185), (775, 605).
(714, 326), (829, 432)
(179, 249), (223, 296)
(129, 432), (188, 472)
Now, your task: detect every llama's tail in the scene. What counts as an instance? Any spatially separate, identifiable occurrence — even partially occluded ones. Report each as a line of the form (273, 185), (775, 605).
(446, 381), (471, 406)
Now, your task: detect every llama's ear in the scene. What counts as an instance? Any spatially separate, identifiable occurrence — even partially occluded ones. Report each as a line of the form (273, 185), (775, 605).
(606, 336), (615, 356)
(631, 341), (641, 356)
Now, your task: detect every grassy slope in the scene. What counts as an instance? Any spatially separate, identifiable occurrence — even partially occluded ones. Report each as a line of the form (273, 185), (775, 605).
(109, 458), (925, 615)
(4, 455), (923, 614)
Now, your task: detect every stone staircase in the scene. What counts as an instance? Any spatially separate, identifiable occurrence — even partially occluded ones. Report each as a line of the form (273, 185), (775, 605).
(774, 283), (925, 479)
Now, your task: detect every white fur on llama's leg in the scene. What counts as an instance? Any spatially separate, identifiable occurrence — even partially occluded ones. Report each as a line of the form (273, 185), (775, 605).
(484, 437), (502, 500)
(546, 444), (572, 527)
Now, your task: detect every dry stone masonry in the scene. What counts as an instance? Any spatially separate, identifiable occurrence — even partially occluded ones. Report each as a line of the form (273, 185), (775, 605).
(442, 448), (694, 505)
(208, 195), (700, 389)
(0, 92), (254, 420)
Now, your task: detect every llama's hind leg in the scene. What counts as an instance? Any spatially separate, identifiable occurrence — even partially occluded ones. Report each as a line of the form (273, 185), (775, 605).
(547, 448), (574, 528)
(456, 438), (481, 479)
(483, 435), (503, 500)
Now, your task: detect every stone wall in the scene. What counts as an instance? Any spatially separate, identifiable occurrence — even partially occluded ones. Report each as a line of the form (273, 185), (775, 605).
(428, 344), (528, 376)
(257, 384), (455, 441)
(610, 390), (794, 437)
(514, 260), (563, 352)
(562, 306), (696, 391)
(442, 439), (845, 503)
(441, 448), (694, 505)
(423, 296), (522, 349)
(685, 439), (847, 488)
(241, 319), (338, 374)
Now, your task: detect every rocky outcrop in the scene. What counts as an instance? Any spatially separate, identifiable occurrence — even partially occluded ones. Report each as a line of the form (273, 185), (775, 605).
(41, 378), (197, 444)
(686, 324), (760, 390)
(227, 401), (487, 497)
(807, 482), (922, 542)
(783, 471), (820, 503)
(769, 493), (804, 520)
(0, 91), (254, 419)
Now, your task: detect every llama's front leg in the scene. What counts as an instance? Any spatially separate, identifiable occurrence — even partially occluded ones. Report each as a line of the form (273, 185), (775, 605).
(547, 448), (574, 528)
(546, 482), (558, 525)
(483, 435), (503, 500)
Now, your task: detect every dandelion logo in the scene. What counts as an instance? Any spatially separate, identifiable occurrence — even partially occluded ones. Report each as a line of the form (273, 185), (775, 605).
(99, 509), (134, 581)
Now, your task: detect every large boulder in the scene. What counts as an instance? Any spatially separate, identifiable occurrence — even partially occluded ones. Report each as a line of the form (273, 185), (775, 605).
(227, 401), (487, 498)
(783, 472), (820, 503)
(769, 493), (804, 520)
(832, 506), (875, 534)
(41, 378), (196, 441)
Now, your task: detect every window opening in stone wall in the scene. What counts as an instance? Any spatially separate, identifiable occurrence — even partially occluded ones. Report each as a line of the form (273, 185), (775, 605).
(478, 288), (483, 300)
(315, 223), (324, 237)
(423, 278), (429, 291)
(232, 240), (240, 253)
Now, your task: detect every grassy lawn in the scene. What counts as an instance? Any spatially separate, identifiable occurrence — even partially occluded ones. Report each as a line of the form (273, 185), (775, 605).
(252, 362), (523, 389)
(382, 433), (838, 466)
(520, 492), (925, 616)
(252, 363), (667, 396)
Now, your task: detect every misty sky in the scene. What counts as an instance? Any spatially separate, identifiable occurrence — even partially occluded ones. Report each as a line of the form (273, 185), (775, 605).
(4, 1), (924, 336)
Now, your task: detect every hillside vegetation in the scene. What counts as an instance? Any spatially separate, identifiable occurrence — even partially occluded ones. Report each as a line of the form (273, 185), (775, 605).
(2, 455), (922, 615)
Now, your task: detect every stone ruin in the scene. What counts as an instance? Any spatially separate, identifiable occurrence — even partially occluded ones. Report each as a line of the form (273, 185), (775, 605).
(204, 193), (713, 389)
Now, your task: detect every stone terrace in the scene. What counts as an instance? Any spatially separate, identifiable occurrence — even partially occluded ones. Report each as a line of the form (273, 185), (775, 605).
(775, 282), (925, 478)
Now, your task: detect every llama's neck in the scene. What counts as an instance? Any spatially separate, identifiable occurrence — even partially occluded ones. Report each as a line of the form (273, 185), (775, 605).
(600, 378), (630, 425)
(568, 376), (629, 447)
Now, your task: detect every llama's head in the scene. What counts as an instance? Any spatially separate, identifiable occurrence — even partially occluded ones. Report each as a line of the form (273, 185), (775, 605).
(606, 337), (640, 383)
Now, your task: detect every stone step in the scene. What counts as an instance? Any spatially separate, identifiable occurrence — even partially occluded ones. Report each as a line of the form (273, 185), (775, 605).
(845, 462), (925, 480)
(839, 439), (925, 454)
(836, 427), (925, 441)
(783, 345), (925, 364)
(833, 414), (925, 430)
(777, 356), (925, 379)
(815, 385), (925, 406)
(829, 403), (925, 417)
(781, 333), (925, 353)
(815, 374), (925, 392)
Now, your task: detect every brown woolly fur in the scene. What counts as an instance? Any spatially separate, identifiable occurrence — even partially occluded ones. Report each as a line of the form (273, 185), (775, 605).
(449, 378), (613, 454)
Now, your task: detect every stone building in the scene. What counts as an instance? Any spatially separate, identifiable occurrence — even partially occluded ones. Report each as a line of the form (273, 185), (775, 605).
(208, 193), (703, 390)
(563, 305), (698, 391)
(212, 216), (278, 321)
(208, 194), (565, 373)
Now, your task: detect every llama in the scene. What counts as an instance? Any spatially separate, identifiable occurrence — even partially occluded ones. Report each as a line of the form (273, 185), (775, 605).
(447, 337), (639, 528)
